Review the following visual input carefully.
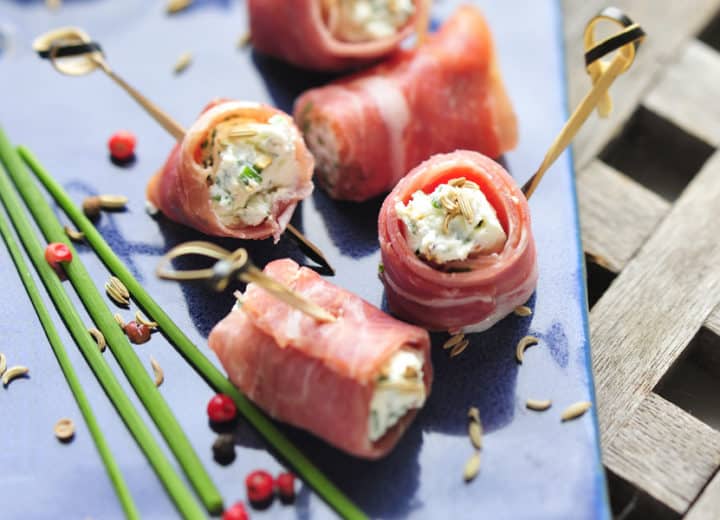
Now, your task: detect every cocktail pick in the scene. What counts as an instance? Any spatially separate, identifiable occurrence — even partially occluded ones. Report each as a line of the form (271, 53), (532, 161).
(156, 241), (337, 323)
(32, 27), (335, 274)
(521, 7), (646, 199)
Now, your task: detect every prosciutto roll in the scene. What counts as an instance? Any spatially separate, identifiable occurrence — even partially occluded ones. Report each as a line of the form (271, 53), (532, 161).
(378, 151), (537, 333)
(209, 258), (432, 459)
(294, 5), (518, 202)
(146, 100), (314, 242)
(248, 0), (426, 71)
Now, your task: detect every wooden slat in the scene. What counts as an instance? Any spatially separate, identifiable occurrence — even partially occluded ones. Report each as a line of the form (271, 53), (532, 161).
(578, 160), (669, 273)
(562, 0), (720, 168)
(645, 40), (720, 148)
(604, 392), (720, 513)
(590, 151), (720, 445)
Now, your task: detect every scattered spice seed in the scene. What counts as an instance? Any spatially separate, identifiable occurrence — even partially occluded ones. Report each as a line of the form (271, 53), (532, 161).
(515, 335), (539, 363)
(442, 333), (464, 350)
(222, 502), (249, 520)
(98, 195), (129, 210)
(45, 0), (61, 10)
(246, 470), (274, 503)
(113, 313), (125, 327)
(207, 394), (237, 423)
(0, 353), (6, 377)
(166, 0), (192, 14)
(514, 305), (532, 317)
(109, 276), (130, 299)
(469, 420), (483, 450)
(124, 321), (151, 344)
(463, 452), (481, 482)
(82, 196), (102, 220)
(135, 311), (158, 329)
(108, 131), (136, 162)
(2, 365), (29, 386)
(150, 356), (164, 387)
(63, 225), (85, 242)
(105, 276), (130, 306)
(450, 339), (469, 358)
(467, 406), (480, 423)
(237, 31), (252, 49)
(276, 472), (296, 502)
(173, 52), (193, 75)
(54, 418), (75, 442)
(88, 327), (106, 352)
(561, 401), (592, 421)
(212, 433), (236, 464)
(526, 399), (552, 411)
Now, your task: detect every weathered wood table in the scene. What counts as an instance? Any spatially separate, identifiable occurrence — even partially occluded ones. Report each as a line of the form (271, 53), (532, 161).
(563, 1), (720, 518)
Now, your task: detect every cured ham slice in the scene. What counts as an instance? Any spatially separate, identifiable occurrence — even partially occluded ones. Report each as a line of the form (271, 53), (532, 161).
(378, 151), (537, 333)
(293, 5), (518, 202)
(146, 100), (314, 242)
(209, 258), (432, 459)
(247, 0), (426, 71)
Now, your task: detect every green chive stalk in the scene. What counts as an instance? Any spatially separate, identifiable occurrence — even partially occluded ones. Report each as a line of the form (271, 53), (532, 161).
(0, 130), (219, 516)
(0, 205), (140, 520)
(0, 141), (206, 520)
(19, 145), (369, 520)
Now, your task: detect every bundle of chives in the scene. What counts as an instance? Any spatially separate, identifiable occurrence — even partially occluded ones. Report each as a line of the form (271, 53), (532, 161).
(0, 130), (223, 515)
(0, 207), (140, 520)
(0, 147), (206, 519)
(19, 145), (369, 520)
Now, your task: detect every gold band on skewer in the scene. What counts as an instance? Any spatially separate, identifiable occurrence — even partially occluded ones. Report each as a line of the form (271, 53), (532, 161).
(521, 8), (645, 200)
(156, 241), (336, 323)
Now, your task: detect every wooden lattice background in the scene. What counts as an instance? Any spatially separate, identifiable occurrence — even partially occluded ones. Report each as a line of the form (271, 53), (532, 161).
(563, 1), (720, 518)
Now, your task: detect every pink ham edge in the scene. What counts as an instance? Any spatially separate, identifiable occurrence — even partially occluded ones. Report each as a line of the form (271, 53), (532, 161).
(208, 258), (432, 459)
(247, 0), (427, 71)
(146, 100), (314, 242)
(293, 5), (519, 202)
(378, 151), (538, 333)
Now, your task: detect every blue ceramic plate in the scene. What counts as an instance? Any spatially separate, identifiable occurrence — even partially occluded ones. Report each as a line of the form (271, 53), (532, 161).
(0, 1), (609, 518)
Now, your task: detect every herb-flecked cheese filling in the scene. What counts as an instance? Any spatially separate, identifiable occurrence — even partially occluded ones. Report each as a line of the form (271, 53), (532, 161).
(328, 0), (415, 43)
(395, 180), (507, 264)
(369, 348), (425, 442)
(204, 115), (298, 227)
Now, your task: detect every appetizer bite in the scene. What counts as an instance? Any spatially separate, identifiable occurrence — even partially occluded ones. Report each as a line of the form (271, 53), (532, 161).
(294, 5), (517, 201)
(247, 0), (427, 71)
(209, 258), (432, 459)
(147, 100), (314, 242)
(378, 151), (537, 333)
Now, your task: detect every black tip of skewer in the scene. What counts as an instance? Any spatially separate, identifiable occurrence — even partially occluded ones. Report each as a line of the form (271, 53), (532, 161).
(109, 154), (136, 168)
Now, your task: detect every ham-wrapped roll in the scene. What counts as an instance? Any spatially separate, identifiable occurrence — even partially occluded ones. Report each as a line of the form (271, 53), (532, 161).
(209, 258), (432, 459)
(147, 100), (314, 242)
(248, 0), (426, 71)
(293, 5), (518, 202)
(379, 151), (537, 333)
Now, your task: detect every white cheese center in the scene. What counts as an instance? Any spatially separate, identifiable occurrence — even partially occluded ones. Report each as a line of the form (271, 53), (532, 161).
(209, 115), (298, 227)
(395, 181), (507, 264)
(369, 348), (425, 442)
(331, 0), (414, 42)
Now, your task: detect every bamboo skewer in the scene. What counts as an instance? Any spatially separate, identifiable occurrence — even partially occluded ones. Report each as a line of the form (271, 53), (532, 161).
(32, 27), (334, 272)
(522, 8), (645, 199)
(414, 0), (432, 48)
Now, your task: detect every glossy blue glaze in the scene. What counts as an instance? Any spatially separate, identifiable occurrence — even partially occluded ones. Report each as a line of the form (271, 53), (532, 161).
(0, 1), (609, 518)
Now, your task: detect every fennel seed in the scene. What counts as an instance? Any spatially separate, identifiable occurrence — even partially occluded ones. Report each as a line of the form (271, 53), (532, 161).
(526, 399), (552, 411)
(514, 305), (532, 317)
(450, 339), (469, 358)
(173, 52), (193, 75)
(88, 327), (106, 352)
(135, 311), (158, 329)
(442, 333), (464, 350)
(469, 420), (483, 450)
(54, 418), (75, 441)
(166, 0), (192, 14)
(515, 335), (539, 363)
(150, 356), (164, 387)
(561, 401), (592, 421)
(2, 365), (29, 386)
(463, 452), (481, 482)
(97, 194), (128, 210)
(0, 353), (5, 377)
(64, 225), (85, 242)
(467, 406), (480, 423)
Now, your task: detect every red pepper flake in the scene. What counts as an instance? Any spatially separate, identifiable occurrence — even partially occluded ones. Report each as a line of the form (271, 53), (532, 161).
(108, 130), (137, 162)
(222, 502), (249, 520)
(245, 470), (274, 504)
(276, 472), (295, 502)
(207, 393), (237, 423)
(123, 321), (151, 344)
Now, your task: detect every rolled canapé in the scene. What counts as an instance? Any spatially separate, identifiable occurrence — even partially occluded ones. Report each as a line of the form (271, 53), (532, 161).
(147, 100), (314, 242)
(293, 5), (518, 201)
(209, 258), (432, 459)
(248, 0), (427, 71)
(378, 151), (538, 333)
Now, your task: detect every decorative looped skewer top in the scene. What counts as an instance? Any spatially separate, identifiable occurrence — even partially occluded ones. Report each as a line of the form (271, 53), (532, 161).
(32, 27), (106, 76)
(521, 7), (646, 199)
(156, 241), (337, 323)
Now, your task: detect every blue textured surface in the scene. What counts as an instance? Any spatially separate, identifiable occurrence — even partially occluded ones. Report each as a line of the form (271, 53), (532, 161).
(0, 1), (609, 519)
